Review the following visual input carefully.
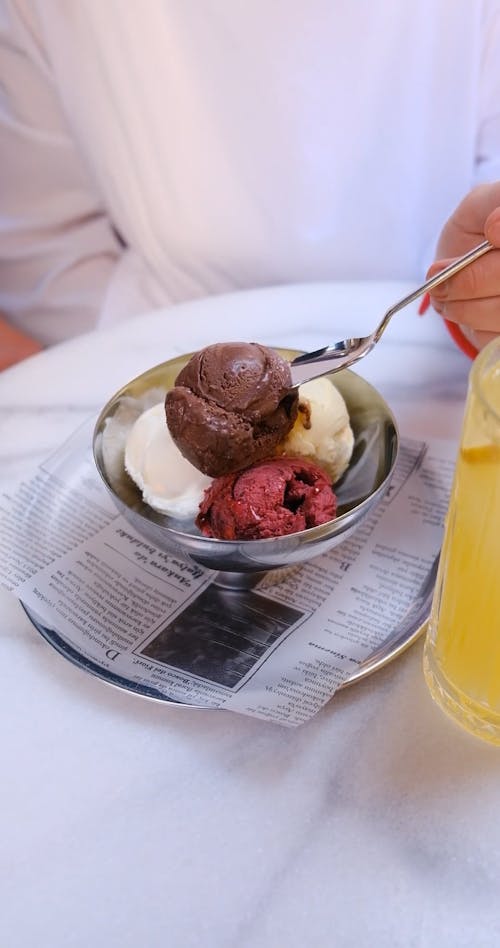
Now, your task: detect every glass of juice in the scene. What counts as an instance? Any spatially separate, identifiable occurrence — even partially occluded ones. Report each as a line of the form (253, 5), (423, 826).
(423, 336), (500, 744)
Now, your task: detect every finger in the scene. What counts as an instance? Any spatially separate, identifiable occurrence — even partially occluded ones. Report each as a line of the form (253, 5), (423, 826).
(457, 323), (497, 352)
(452, 182), (500, 238)
(427, 248), (500, 302)
(469, 328), (498, 350)
(436, 183), (500, 259)
(485, 206), (500, 248)
(429, 295), (500, 333)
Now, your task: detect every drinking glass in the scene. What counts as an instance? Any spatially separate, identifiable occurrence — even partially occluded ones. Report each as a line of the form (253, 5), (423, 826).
(423, 336), (500, 744)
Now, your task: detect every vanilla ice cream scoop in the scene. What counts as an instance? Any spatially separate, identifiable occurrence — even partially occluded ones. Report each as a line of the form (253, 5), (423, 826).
(278, 377), (354, 483)
(125, 403), (212, 518)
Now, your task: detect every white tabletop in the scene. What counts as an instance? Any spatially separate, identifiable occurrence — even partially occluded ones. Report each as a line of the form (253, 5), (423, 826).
(2, 283), (498, 948)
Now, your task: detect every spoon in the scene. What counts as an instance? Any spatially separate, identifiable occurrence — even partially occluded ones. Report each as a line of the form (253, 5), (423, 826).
(289, 239), (493, 386)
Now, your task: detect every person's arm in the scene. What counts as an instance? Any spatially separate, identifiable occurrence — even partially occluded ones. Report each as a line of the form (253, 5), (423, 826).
(0, 0), (123, 347)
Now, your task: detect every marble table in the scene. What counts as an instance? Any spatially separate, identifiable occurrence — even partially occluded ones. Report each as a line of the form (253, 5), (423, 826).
(2, 283), (499, 948)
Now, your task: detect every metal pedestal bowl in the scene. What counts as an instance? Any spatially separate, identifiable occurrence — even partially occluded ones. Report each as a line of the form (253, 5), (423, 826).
(93, 349), (399, 588)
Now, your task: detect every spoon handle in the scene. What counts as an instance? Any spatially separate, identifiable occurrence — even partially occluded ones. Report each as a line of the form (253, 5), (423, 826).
(289, 238), (495, 388)
(373, 239), (494, 343)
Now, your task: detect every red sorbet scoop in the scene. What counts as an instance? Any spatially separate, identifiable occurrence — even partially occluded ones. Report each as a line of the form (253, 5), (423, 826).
(197, 456), (337, 540)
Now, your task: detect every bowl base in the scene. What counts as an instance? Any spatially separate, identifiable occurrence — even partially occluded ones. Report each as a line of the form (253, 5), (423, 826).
(213, 564), (300, 590)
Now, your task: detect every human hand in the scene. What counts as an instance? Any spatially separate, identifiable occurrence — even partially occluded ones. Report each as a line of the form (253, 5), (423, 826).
(427, 182), (500, 351)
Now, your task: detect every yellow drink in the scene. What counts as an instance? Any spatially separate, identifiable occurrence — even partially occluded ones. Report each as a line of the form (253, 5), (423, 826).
(424, 342), (500, 744)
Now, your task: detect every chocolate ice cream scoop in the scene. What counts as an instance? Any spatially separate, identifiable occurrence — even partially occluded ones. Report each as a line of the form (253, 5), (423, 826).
(165, 342), (299, 477)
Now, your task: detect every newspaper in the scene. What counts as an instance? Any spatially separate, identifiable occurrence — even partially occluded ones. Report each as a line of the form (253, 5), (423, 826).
(0, 421), (457, 726)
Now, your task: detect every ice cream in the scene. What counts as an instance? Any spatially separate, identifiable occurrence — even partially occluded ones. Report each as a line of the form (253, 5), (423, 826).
(197, 457), (337, 540)
(279, 377), (354, 483)
(124, 403), (212, 518)
(124, 345), (354, 540)
(165, 342), (299, 477)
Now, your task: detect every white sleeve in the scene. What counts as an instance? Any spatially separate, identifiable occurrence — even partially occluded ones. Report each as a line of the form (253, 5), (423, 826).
(420, 0), (500, 274)
(474, 0), (500, 183)
(0, 0), (124, 346)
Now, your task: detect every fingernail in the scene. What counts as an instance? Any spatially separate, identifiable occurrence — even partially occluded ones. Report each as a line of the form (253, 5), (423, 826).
(418, 294), (431, 315)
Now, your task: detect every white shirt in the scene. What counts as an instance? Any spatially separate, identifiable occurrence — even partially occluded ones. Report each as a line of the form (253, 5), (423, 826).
(1, 0), (500, 346)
